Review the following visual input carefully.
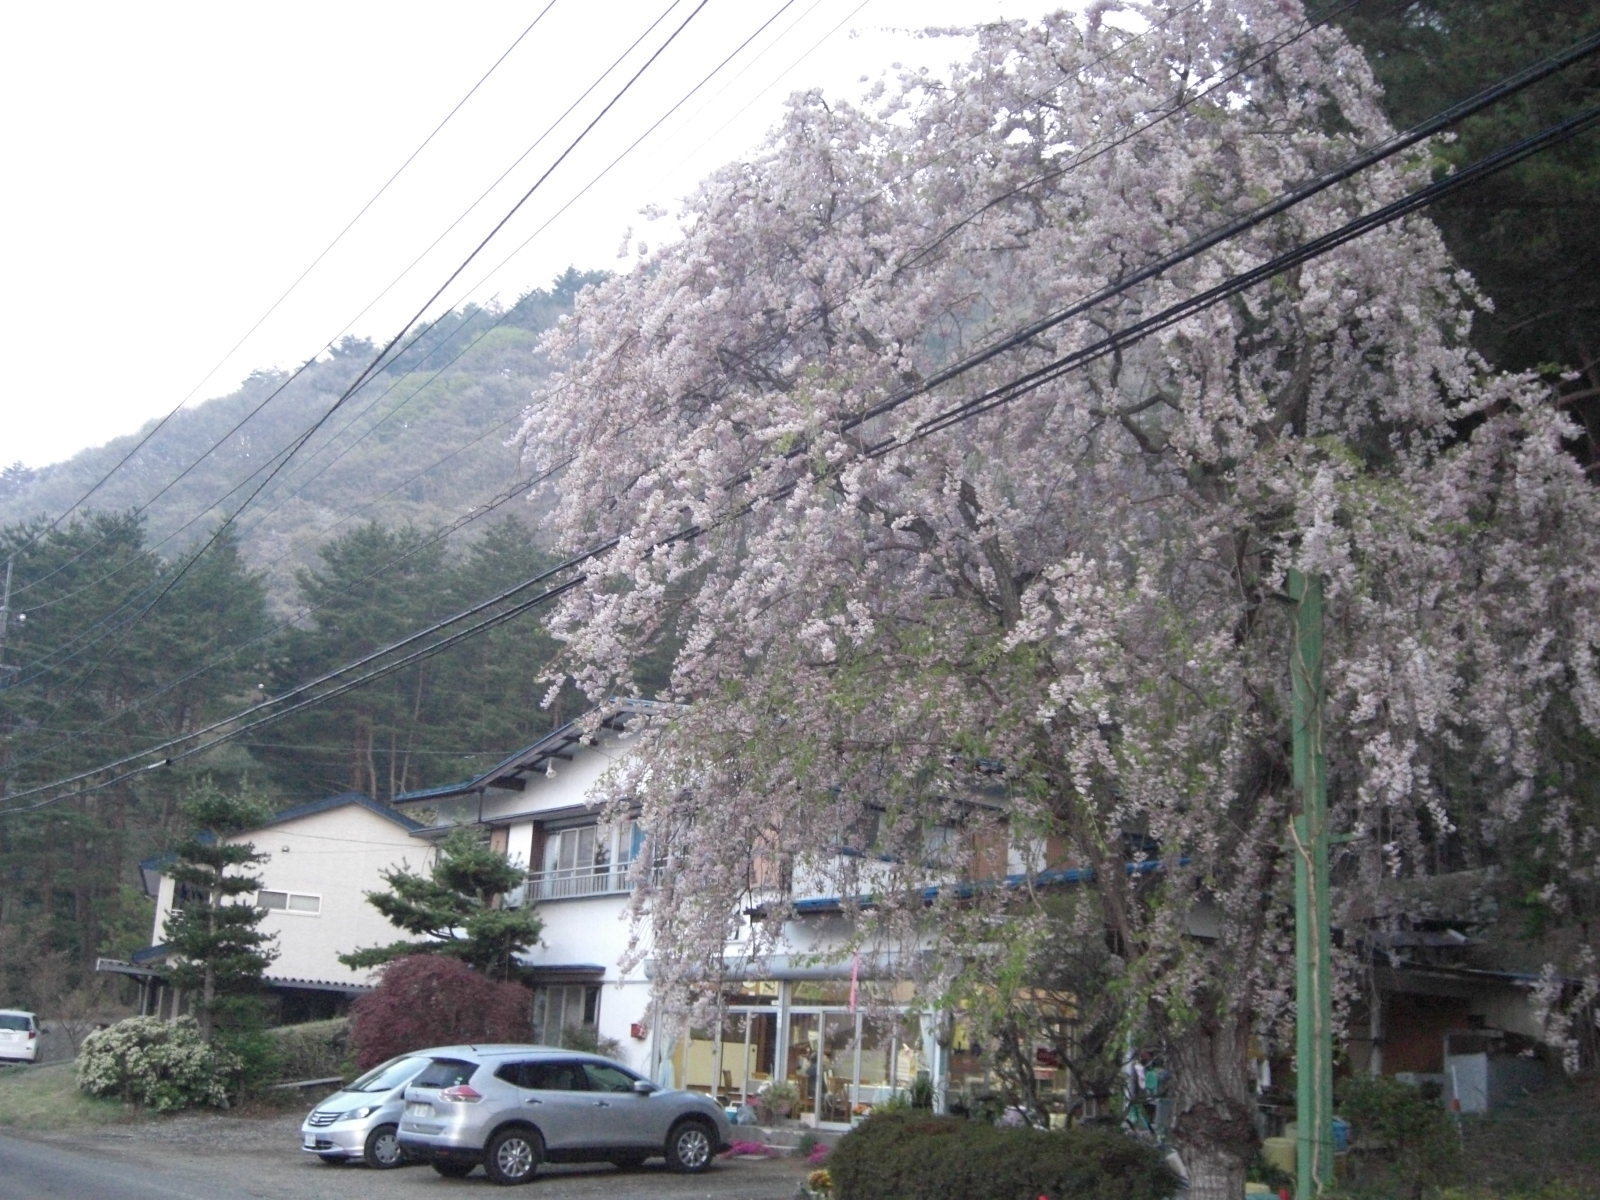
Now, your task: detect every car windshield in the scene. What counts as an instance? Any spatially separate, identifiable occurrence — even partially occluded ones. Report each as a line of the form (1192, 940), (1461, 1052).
(0, 1014), (32, 1032)
(347, 1055), (429, 1093)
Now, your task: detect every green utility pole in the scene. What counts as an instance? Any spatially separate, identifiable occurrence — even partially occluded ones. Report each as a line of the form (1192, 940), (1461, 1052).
(1289, 568), (1332, 1199)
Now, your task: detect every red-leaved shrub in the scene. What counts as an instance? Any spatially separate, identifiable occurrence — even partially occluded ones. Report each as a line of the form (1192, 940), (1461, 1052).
(349, 954), (533, 1069)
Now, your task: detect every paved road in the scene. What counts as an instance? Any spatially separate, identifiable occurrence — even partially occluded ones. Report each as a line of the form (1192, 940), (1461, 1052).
(2, 1113), (812, 1200)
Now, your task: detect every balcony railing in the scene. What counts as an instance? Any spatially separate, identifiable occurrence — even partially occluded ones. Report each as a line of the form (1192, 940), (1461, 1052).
(506, 864), (632, 906)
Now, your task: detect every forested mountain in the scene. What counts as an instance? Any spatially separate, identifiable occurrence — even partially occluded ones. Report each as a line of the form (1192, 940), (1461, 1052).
(0, 270), (603, 613)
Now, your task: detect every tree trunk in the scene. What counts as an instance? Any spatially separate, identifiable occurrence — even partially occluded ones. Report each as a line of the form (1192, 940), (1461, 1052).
(1166, 1005), (1257, 1200)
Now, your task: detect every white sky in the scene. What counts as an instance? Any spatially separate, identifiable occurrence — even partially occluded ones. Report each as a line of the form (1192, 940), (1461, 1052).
(1, 0), (1060, 469)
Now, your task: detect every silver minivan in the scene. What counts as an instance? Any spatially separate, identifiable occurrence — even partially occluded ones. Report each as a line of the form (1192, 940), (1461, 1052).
(398, 1044), (732, 1185)
(0, 1010), (38, 1064)
(300, 1052), (432, 1168)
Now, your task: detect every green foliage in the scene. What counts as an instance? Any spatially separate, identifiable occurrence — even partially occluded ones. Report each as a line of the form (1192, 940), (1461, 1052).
(557, 1023), (624, 1060)
(217, 1006), (284, 1100)
(269, 1018), (350, 1082)
(161, 779), (277, 1041)
(826, 1111), (1176, 1200)
(1324, 0), (1600, 469)
(0, 514), (269, 980)
(1336, 1073), (1464, 1196)
(1431, 1188), (1595, 1200)
(908, 1070), (934, 1110)
(259, 517), (575, 803)
(76, 1016), (241, 1112)
(339, 826), (541, 981)
(947, 893), (1126, 1123)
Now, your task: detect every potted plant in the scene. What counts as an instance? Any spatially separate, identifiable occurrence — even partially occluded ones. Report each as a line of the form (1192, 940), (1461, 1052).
(803, 1167), (834, 1199)
(758, 1079), (799, 1122)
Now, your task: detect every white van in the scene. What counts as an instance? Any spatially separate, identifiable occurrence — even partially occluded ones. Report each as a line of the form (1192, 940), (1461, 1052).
(0, 1010), (39, 1063)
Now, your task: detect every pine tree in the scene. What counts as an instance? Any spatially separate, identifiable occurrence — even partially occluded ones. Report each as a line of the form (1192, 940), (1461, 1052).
(340, 827), (542, 982)
(161, 779), (277, 1041)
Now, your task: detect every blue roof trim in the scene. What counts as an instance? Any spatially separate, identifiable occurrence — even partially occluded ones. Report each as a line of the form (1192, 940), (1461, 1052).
(131, 943), (169, 965)
(785, 859), (1165, 915)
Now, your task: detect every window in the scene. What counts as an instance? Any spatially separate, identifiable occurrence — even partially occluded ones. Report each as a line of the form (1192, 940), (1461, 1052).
(170, 881), (212, 912)
(258, 889), (321, 915)
(414, 1058), (476, 1089)
(549, 825), (597, 874)
(532, 983), (601, 1045)
(581, 1060), (640, 1092)
(500, 1059), (584, 1090)
(531, 821), (639, 899)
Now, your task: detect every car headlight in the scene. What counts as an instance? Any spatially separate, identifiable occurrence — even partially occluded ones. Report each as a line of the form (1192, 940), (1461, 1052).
(347, 1105), (381, 1120)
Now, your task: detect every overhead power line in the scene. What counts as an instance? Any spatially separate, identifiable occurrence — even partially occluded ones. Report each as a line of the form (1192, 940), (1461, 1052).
(0, 0), (716, 704)
(0, 0), (1269, 673)
(6, 78), (1594, 816)
(10, 4), (562, 587)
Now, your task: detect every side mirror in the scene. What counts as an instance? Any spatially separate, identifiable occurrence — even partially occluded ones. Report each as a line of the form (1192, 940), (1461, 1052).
(633, 1079), (659, 1095)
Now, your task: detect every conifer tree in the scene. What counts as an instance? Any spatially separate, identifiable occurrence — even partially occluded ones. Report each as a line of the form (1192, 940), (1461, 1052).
(340, 827), (542, 982)
(161, 779), (277, 1042)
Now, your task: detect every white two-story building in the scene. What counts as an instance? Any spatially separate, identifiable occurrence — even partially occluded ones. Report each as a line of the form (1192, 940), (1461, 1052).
(105, 791), (431, 1023)
(393, 699), (1087, 1129)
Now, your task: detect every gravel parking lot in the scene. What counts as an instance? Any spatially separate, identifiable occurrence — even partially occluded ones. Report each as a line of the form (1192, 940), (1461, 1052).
(13, 1109), (813, 1200)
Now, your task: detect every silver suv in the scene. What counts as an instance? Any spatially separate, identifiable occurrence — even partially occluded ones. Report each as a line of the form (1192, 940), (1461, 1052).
(398, 1044), (732, 1185)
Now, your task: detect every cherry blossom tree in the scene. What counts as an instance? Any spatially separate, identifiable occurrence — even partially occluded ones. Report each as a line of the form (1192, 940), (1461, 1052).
(520, 4), (1600, 1196)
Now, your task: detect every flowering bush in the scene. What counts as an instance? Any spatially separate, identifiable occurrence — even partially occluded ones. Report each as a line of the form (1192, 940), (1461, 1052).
(76, 1015), (240, 1112)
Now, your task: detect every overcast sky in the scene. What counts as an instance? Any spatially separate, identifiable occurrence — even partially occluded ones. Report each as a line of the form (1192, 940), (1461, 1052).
(1, 0), (1061, 470)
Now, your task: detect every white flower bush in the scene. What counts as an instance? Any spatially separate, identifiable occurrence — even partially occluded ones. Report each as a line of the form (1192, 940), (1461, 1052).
(77, 1015), (240, 1112)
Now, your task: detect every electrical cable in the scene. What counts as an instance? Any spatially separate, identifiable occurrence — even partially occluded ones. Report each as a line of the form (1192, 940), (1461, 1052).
(844, 23), (1600, 436)
(0, 0), (715, 696)
(9, 15), (1594, 792)
(249, 0), (711, 506)
(0, 0), (1235, 632)
(5, 93), (1593, 816)
(0, 455), (576, 775)
(2, 0), (817, 691)
(8, 4), (561, 595)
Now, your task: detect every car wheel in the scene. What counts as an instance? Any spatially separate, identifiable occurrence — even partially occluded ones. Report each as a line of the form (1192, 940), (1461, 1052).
(432, 1161), (475, 1178)
(363, 1123), (405, 1169)
(484, 1127), (543, 1185)
(665, 1118), (716, 1173)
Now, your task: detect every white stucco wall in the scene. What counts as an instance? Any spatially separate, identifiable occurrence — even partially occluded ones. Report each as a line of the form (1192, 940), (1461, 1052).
(148, 802), (434, 988)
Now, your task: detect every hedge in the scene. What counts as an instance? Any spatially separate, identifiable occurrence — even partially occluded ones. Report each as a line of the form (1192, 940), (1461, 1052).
(826, 1111), (1178, 1200)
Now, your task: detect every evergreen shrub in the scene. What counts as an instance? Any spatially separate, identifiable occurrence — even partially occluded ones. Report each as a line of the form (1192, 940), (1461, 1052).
(270, 1018), (350, 1081)
(1336, 1072), (1462, 1196)
(76, 1015), (241, 1112)
(826, 1110), (1177, 1200)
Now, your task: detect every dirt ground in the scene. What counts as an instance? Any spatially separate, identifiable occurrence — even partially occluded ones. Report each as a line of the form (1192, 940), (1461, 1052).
(14, 1108), (815, 1200)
